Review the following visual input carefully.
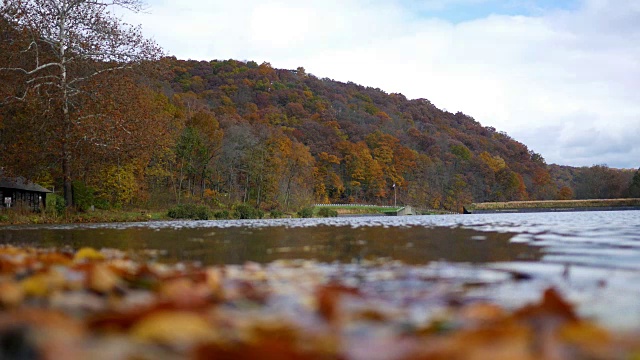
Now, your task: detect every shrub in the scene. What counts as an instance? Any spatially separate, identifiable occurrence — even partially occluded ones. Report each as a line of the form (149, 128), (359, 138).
(270, 210), (284, 219)
(167, 204), (210, 220)
(213, 210), (230, 220)
(72, 181), (96, 212)
(297, 207), (314, 218)
(233, 204), (264, 219)
(93, 198), (111, 210)
(317, 207), (338, 217)
(46, 194), (66, 216)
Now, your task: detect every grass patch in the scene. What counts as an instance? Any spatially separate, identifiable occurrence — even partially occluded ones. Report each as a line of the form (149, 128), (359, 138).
(467, 198), (640, 212)
(0, 208), (168, 225)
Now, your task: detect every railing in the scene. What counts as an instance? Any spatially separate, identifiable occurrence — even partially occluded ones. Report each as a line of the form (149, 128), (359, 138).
(313, 204), (399, 208)
(314, 204), (459, 215)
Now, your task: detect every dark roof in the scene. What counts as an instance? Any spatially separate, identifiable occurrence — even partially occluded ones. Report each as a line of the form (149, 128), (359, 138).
(0, 177), (53, 193)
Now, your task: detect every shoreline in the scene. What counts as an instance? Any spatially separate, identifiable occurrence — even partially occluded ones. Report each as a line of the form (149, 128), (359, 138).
(464, 198), (640, 214)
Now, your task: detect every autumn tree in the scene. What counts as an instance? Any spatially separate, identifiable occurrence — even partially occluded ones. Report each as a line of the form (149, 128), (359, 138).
(557, 186), (574, 200)
(314, 152), (344, 203)
(339, 141), (386, 202)
(173, 109), (223, 200)
(529, 167), (556, 200)
(443, 174), (472, 213)
(575, 165), (630, 199)
(278, 139), (315, 211)
(0, 0), (161, 206)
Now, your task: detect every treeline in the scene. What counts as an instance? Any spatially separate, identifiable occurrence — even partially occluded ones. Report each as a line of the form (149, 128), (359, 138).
(1, 6), (639, 214)
(141, 58), (639, 211)
(550, 165), (639, 200)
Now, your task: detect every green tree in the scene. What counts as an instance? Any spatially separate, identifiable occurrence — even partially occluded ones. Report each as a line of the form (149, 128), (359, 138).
(451, 144), (472, 162)
(628, 168), (640, 198)
(174, 127), (208, 202)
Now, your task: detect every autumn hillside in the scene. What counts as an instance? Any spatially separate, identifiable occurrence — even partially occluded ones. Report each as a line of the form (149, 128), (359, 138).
(2, 43), (639, 212)
(147, 57), (637, 211)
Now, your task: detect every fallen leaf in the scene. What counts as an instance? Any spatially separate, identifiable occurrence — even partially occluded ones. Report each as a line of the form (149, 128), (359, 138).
(130, 311), (215, 345)
(0, 281), (24, 307)
(316, 284), (360, 322)
(89, 264), (120, 293)
(74, 248), (104, 262)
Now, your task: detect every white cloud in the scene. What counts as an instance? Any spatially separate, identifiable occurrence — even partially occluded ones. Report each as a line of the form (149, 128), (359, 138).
(123, 0), (640, 168)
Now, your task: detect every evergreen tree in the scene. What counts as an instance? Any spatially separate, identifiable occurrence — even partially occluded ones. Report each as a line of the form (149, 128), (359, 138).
(628, 168), (640, 198)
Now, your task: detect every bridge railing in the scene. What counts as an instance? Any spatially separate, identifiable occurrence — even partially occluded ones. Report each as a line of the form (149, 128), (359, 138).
(313, 204), (400, 208)
(313, 204), (459, 215)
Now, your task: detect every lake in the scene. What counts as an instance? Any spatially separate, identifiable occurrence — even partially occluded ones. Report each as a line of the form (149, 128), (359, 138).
(1, 210), (640, 330)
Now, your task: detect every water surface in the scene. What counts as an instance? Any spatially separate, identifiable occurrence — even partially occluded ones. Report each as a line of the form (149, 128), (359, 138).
(2, 211), (640, 329)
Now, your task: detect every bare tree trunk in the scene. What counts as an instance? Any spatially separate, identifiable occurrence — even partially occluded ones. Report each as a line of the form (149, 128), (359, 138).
(60, 6), (73, 207)
(284, 174), (293, 211)
(257, 174), (262, 207)
(244, 173), (249, 203)
(62, 142), (73, 207)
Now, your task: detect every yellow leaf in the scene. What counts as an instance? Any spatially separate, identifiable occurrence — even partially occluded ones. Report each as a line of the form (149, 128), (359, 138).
(22, 274), (50, 297)
(74, 247), (104, 262)
(130, 311), (214, 344)
(559, 321), (610, 345)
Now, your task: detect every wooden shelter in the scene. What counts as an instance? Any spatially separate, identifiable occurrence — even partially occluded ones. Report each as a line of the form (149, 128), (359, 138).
(0, 177), (52, 211)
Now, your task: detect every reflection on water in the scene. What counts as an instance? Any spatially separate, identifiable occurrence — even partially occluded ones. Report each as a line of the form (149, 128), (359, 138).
(2, 211), (640, 329)
(0, 223), (540, 265)
(2, 211), (639, 270)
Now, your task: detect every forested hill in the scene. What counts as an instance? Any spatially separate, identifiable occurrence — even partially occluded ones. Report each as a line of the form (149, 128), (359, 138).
(155, 58), (556, 211)
(2, 4), (638, 214)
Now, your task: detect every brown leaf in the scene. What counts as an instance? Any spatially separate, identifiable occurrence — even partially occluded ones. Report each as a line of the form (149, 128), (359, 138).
(88, 263), (121, 293)
(160, 278), (212, 309)
(515, 288), (578, 323)
(316, 284), (360, 322)
(0, 281), (24, 307)
(194, 340), (336, 360)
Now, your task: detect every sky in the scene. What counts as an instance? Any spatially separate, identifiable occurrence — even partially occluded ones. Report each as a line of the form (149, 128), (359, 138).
(121, 0), (639, 169)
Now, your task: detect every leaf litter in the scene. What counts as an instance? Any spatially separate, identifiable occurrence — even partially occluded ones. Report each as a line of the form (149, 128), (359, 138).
(0, 245), (637, 359)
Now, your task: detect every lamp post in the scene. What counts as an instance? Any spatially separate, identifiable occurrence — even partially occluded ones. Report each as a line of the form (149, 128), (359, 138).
(393, 183), (396, 207)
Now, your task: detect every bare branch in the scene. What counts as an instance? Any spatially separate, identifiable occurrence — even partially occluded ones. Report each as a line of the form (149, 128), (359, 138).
(26, 75), (59, 84)
(0, 62), (63, 75)
(68, 63), (133, 85)
(20, 41), (37, 53)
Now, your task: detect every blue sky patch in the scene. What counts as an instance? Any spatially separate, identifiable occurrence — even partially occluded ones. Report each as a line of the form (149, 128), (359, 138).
(406, 0), (581, 23)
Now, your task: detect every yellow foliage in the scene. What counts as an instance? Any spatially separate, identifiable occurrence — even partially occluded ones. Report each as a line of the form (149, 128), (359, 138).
(479, 151), (507, 172)
(74, 247), (105, 262)
(131, 311), (215, 344)
(559, 321), (610, 345)
(96, 164), (137, 207)
(21, 271), (64, 297)
(21, 275), (49, 297)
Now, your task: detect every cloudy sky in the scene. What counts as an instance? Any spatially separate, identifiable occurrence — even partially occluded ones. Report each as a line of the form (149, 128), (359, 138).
(122, 0), (639, 168)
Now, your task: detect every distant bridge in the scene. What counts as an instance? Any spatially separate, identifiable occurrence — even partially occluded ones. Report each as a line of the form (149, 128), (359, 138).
(313, 204), (458, 215)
